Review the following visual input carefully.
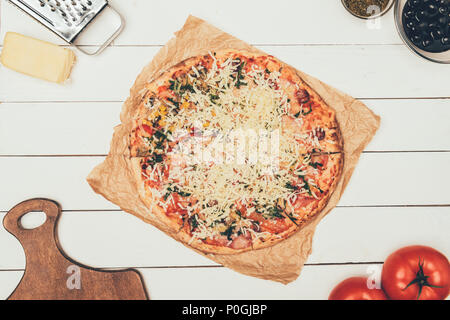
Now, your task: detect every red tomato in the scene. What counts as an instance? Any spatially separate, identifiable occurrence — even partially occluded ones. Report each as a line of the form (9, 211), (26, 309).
(382, 245), (450, 300)
(141, 124), (153, 135)
(328, 277), (388, 300)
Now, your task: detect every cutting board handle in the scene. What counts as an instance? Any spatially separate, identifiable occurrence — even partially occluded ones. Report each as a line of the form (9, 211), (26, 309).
(3, 198), (149, 300)
(3, 198), (61, 247)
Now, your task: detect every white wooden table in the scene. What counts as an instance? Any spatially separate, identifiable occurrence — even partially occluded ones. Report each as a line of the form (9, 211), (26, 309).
(0, 0), (449, 300)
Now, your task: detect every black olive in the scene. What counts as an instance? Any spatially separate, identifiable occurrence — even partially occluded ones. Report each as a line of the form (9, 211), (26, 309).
(406, 19), (415, 29)
(409, 0), (421, 8)
(412, 33), (423, 44)
(417, 10), (428, 20)
(430, 27), (444, 39)
(442, 36), (450, 45)
(427, 4), (439, 15)
(404, 10), (415, 19)
(418, 21), (429, 30)
(422, 36), (433, 46)
(438, 6), (448, 14)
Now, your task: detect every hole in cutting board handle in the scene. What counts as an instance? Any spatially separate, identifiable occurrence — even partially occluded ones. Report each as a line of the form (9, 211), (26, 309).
(20, 211), (47, 230)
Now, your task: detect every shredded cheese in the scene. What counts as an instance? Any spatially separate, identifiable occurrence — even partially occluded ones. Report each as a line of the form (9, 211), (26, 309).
(140, 53), (323, 242)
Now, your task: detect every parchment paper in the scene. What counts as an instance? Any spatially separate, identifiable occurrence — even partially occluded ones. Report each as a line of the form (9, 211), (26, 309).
(87, 16), (380, 284)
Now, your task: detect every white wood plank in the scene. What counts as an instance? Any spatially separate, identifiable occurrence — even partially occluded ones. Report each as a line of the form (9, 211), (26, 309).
(138, 264), (383, 299)
(0, 0), (400, 47)
(338, 152), (450, 206)
(0, 271), (22, 300)
(0, 156), (116, 211)
(0, 153), (448, 212)
(366, 99), (450, 152)
(265, 45), (450, 99)
(0, 0), (447, 302)
(311, 207), (450, 264)
(0, 102), (122, 155)
(2, 264), (449, 300)
(0, 264), (380, 300)
(138, 264), (445, 299)
(110, 0), (401, 46)
(1, 46), (449, 102)
(1, 99), (449, 156)
(1, 207), (448, 270)
(0, 47), (157, 102)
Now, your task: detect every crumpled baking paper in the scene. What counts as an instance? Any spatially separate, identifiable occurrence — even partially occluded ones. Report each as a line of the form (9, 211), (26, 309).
(87, 16), (380, 284)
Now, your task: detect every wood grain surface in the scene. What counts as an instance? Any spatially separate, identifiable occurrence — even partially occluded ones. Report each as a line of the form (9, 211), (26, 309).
(0, 0), (448, 300)
(3, 199), (148, 300)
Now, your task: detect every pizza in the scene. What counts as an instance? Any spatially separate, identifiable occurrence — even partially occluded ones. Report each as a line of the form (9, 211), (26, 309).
(129, 50), (343, 254)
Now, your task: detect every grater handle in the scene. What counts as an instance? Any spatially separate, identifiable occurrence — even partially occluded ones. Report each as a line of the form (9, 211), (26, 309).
(74, 4), (125, 56)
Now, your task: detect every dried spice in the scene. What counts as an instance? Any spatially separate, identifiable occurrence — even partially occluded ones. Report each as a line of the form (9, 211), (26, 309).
(344, 0), (390, 17)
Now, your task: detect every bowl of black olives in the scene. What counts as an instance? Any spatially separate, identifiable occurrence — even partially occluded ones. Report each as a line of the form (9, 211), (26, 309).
(395, 0), (450, 63)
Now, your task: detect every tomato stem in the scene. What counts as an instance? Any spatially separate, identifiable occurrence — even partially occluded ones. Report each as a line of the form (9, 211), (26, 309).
(402, 258), (443, 300)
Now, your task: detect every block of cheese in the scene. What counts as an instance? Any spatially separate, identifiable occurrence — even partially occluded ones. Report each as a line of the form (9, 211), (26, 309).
(0, 32), (76, 84)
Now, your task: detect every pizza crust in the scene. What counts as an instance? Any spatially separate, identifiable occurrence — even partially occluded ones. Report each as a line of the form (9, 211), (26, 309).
(130, 158), (185, 235)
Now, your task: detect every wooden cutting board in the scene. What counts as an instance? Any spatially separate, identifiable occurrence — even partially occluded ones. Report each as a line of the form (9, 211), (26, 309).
(3, 198), (148, 300)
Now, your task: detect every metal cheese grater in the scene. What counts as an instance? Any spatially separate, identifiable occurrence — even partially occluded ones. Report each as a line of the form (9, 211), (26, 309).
(8, 0), (124, 55)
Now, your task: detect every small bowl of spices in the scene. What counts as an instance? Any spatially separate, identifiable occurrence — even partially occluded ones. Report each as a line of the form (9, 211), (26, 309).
(342, 0), (395, 19)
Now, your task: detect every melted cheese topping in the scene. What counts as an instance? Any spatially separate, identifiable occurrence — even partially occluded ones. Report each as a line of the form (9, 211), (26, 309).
(141, 53), (322, 242)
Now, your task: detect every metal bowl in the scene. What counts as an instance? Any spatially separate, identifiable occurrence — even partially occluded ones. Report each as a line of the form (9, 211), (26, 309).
(341, 0), (395, 19)
(395, 0), (450, 64)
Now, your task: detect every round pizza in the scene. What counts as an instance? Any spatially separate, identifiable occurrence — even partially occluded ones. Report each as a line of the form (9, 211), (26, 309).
(129, 50), (343, 254)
